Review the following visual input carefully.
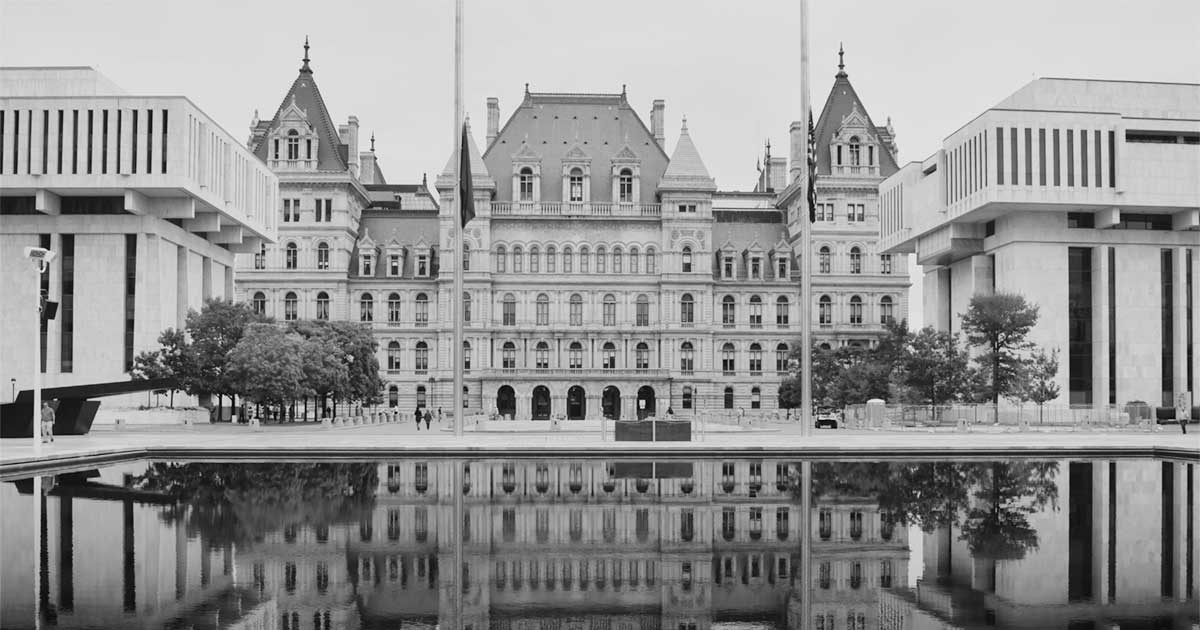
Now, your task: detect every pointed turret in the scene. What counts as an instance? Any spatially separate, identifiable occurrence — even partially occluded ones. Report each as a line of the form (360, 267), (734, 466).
(436, 118), (494, 191)
(811, 45), (900, 177)
(659, 117), (716, 192)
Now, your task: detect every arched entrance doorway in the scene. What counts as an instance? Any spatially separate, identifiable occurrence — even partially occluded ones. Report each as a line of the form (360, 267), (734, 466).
(388, 385), (399, 408)
(496, 386), (516, 419)
(602, 386), (621, 420)
(637, 386), (656, 419)
(532, 385), (551, 420)
(567, 386), (586, 420)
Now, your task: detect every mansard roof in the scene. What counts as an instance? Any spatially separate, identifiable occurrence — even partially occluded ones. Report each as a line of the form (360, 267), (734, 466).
(813, 54), (899, 177)
(250, 43), (349, 172)
(659, 119), (717, 192)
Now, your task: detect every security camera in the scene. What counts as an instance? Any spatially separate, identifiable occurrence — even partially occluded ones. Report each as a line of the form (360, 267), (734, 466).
(23, 247), (57, 264)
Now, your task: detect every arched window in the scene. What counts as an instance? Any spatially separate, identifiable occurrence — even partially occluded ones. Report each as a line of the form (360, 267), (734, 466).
(501, 341), (517, 369)
(503, 293), (517, 326)
(462, 244), (470, 271)
(602, 342), (617, 369)
(568, 342), (584, 369)
(596, 246), (606, 273)
(776, 343), (790, 373)
(636, 294), (649, 326)
(519, 167), (535, 202)
(849, 295), (863, 325)
(546, 246), (556, 272)
(681, 247), (693, 273)
(819, 295), (832, 325)
(562, 246), (573, 273)
(645, 247), (656, 274)
(284, 292), (298, 321)
(849, 246), (862, 274)
(251, 291), (266, 316)
(618, 168), (634, 203)
(415, 293), (429, 325)
(680, 294), (695, 325)
(678, 341), (695, 373)
(749, 343), (763, 375)
(496, 246), (507, 272)
(580, 246), (590, 273)
(629, 247), (639, 273)
(388, 293), (401, 323)
(568, 167), (584, 202)
(286, 129), (300, 160)
(849, 136), (861, 166)
(536, 294), (550, 325)
(721, 343), (736, 374)
(254, 243), (266, 269)
(316, 291), (330, 320)
(316, 242), (330, 270)
(880, 296), (894, 324)
(463, 292), (472, 323)
(751, 386), (761, 409)
(569, 294), (583, 325)
(749, 295), (763, 327)
(462, 341), (472, 372)
(415, 341), (429, 372)
(285, 242), (298, 269)
(416, 385), (427, 408)
(603, 294), (616, 326)
(681, 386), (693, 410)
(724, 386), (735, 409)
(635, 342), (649, 370)
(387, 341), (402, 372)
(612, 246), (622, 273)
(818, 246), (831, 273)
(512, 246), (524, 272)
(359, 292), (374, 322)
(722, 295), (736, 326)
(535, 341), (550, 369)
(776, 296), (790, 326)
(529, 246), (540, 273)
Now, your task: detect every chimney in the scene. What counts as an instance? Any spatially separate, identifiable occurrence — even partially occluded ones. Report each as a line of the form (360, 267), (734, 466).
(789, 120), (804, 182)
(340, 116), (360, 178)
(359, 151), (377, 185)
(651, 100), (665, 147)
(486, 97), (500, 146)
(769, 156), (787, 192)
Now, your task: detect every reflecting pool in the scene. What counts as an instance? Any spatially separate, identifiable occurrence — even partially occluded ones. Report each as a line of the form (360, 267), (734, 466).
(1, 458), (1195, 629)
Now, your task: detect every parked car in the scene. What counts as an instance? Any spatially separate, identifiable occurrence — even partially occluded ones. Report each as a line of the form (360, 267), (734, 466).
(815, 408), (840, 429)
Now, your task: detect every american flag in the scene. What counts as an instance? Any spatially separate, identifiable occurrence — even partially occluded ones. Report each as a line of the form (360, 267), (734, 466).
(806, 111), (818, 222)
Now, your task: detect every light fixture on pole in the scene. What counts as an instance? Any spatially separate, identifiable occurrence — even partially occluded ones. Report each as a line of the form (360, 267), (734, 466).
(24, 246), (57, 453)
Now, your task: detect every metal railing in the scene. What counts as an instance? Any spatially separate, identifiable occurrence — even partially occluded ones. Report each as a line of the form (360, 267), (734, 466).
(492, 201), (662, 217)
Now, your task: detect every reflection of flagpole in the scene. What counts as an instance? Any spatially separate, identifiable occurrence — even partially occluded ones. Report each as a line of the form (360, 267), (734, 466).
(451, 0), (465, 438)
(800, 460), (812, 630)
(799, 0), (814, 437)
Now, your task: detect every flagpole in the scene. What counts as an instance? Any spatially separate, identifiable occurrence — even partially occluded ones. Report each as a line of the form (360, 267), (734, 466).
(799, 0), (814, 439)
(452, 0), (465, 438)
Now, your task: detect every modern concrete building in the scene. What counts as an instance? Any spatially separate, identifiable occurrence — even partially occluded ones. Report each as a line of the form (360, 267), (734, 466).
(878, 78), (1200, 407)
(0, 67), (277, 401)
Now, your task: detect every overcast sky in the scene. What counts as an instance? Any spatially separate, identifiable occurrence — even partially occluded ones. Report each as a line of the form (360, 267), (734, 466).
(3, 0), (1198, 324)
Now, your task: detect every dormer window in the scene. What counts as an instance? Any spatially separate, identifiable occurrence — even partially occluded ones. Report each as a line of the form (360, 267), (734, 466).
(416, 254), (429, 277)
(360, 252), (373, 277)
(849, 136), (861, 166)
(519, 167), (535, 202)
(722, 254), (735, 279)
(776, 256), (788, 279)
(569, 168), (584, 202)
(750, 256), (762, 279)
(388, 254), (400, 277)
(618, 169), (634, 203)
(287, 130), (300, 160)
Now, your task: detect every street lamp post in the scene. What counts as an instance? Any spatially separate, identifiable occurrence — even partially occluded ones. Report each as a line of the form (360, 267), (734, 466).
(25, 246), (56, 454)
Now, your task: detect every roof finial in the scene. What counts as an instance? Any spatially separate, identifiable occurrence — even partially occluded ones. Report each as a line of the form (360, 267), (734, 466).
(621, 83), (627, 97)
(524, 82), (530, 95)
(681, 114), (688, 132)
(765, 138), (771, 158)
(836, 42), (846, 78)
(370, 132), (376, 152)
(301, 36), (312, 73)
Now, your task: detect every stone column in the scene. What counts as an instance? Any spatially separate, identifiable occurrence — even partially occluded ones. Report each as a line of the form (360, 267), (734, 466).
(1173, 247), (1188, 403)
(1092, 246), (1111, 407)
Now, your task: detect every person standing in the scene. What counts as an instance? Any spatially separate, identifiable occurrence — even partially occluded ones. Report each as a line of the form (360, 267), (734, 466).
(423, 409), (432, 431)
(437, 407), (444, 423)
(41, 401), (55, 443)
(414, 406), (422, 431)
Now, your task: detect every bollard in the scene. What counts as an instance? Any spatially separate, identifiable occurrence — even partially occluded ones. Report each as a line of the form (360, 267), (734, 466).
(322, 417), (332, 429)
(866, 399), (885, 431)
(956, 418), (968, 432)
(114, 418), (126, 431)
(250, 416), (263, 432)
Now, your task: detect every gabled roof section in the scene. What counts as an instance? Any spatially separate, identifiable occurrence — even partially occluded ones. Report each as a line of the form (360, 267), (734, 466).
(659, 119), (717, 192)
(813, 50), (899, 177)
(250, 41), (348, 172)
(438, 120), (493, 188)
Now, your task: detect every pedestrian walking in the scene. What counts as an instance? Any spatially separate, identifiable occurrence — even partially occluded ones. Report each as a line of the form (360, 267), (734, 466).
(424, 409), (432, 431)
(414, 406), (422, 431)
(437, 407), (444, 423)
(40, 401), (55, 443)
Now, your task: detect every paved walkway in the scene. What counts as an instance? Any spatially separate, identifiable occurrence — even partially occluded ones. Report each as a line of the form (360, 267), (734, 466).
(1, 419), (1194, 478)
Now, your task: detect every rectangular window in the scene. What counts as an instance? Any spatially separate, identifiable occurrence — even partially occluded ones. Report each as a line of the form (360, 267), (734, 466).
(636, 300), (648, 326)
(1095, 130), (1103, 188)
(56, 110), (63, 174)
(1108, 130), (1116, 188)
(984, 220), (995, 237)
(1081, 130), (1089, 188)
(536, 300), (549, 325)
(995, 127), (1004, 185)
(1038, 128), (1047, 185)
(161, 109), (168, 174)
(146, 110), (153, 173)
(679, 204), (696, 213)
(603, 301), (615, 326)
(389, 255), (399, 277)
(1109, 247), (1116, 405)
(0, 111), (4, 173)
(1162, 249), (1174, 407)
(42, 110), (49, 174)
(1067, 212), (1095, 229)
(60, 235), (74, 372)
(1068, 247), (1093, 404)
(1024, 127), (1032, 185)
(87, 110), (94, 174)
(1010, 127), (1018, 187)
(39, 234), (50, 372)
(130, 110), (137, 174)
(1053, 129), (1061, 186)
(1188, 250), (1194, 399)
(283, 199), (291, 222)
(1067, 130), (1075, 186)
(71, 110), (78, 174)
(124, 234), (137, 372)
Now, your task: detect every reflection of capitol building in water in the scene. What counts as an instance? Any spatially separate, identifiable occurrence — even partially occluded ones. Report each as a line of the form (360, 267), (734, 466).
(248, 459), (910, 629)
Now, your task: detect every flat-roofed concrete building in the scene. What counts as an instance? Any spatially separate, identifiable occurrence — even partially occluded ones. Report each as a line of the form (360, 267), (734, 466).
(878, 78), (1199, 408)
(0, 67), (277, 399)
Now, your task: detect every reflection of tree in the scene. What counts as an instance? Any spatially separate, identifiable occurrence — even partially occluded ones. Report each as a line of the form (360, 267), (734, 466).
(804, 461), (1059, 560)
(137, 463), (378, 546)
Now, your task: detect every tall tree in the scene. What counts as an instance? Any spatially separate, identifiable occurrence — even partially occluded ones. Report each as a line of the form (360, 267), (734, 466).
(186, 299), (270, 407)
(960, 293), (1040, 415)
(898, 327), (971, 421)
(226, 324), (309, 417)
(1015, 347), (1062, 424)
(130, 328), (191, 407)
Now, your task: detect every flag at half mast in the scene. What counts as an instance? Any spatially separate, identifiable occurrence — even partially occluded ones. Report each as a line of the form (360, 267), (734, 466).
(460, 123), (475, 227)
(807, 111), (818, 222)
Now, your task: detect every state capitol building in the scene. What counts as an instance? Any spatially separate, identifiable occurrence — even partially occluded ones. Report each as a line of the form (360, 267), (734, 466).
(234, 45), (909, 419)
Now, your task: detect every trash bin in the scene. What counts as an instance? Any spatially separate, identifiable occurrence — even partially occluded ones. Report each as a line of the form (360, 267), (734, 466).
(1123, 401), (1151, 424)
